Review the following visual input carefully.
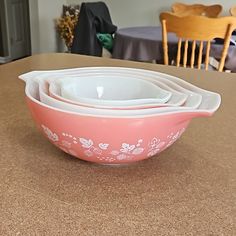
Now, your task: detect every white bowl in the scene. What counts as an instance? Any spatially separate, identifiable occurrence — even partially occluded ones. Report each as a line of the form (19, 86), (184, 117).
(21, 68), (202, 109)
(38, 79), (192, 116)
(24, 78), (220, 118)
(48, 74), (188, 109)
(19, 67), (219, 114)
(59, 75), (172, 107)
(26, 75), (219, 118)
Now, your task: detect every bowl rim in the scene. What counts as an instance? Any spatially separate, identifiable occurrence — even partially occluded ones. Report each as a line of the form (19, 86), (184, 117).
(20, 66), (221, 119)
(20, 67), (207, 109)
(25, 81), (219, 119)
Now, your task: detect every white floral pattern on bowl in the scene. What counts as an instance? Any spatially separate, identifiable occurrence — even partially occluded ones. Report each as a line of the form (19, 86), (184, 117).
(41, 124), (185, 163)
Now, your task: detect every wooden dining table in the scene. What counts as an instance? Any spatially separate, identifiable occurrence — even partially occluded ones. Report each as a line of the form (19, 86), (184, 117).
(0, 53), (235, 235)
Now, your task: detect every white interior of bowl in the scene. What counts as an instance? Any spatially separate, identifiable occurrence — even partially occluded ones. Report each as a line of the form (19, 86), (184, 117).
(48, 74), (188, 109)
(37, 79), (193, 117)
(59, 75), (172, 105)
(50, 82), (169, 109)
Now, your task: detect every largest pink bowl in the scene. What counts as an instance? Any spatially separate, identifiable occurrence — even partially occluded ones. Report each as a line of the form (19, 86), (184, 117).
(24, 81), (208, 165)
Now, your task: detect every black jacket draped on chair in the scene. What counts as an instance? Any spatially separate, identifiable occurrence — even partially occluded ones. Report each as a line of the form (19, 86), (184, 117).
(71, 2), (117, 56)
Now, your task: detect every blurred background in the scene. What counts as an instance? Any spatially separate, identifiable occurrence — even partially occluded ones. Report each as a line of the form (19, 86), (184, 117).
(0, 0), (232, 63)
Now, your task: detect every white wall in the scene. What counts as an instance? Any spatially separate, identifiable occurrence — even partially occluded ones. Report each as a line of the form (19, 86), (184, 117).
(29, 0), (39, 54)
(67, 0), (234, 27)
(29, 0), (66, 54)
(30, 0), (235, 53)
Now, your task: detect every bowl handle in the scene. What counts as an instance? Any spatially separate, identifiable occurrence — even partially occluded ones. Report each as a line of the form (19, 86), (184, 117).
(179, 111), (214, 124)
(18, 71), (43, 83)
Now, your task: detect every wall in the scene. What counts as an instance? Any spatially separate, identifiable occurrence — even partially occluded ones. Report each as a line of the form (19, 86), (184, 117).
(29, 0), (66, 54)
(67, 0), (234, 27)
(28, 0), (39, 54)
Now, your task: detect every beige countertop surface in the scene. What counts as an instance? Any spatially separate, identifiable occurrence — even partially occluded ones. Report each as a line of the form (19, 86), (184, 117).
(0, 53), (235, 235)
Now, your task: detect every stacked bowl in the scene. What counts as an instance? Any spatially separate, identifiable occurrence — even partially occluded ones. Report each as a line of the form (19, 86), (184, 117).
(19, 67), (221, 165)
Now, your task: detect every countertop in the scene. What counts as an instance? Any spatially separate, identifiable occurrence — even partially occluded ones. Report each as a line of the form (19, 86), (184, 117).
(0, 53), (235, 235)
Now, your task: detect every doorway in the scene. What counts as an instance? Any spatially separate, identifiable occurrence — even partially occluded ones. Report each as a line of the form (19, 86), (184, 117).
(0, 0), (31, 62)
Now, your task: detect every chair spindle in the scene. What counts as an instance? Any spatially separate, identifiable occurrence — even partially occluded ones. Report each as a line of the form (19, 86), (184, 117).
(162, 20), (169, 65)
(205, 40), (211, 70)
(190, 40), (196, 68)
(183, 40), (189, 67)
(197, 41), (204, 69)
(176, 38), (182, 67)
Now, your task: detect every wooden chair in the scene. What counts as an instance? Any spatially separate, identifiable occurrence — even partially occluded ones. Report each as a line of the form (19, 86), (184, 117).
(160, 12), (236, 72)
(230, 6), (236, 16)
(172, 2), (222, 17)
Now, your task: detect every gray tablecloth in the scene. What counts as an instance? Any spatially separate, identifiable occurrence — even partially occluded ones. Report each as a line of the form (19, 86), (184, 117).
(112, 26), (236, 72)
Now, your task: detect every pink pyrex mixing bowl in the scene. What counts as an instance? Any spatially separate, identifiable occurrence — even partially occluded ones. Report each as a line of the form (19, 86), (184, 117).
(21, 75), (221, 164)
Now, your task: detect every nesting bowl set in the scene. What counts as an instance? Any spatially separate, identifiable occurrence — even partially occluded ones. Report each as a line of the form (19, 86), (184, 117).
(19, 67), (221, 165)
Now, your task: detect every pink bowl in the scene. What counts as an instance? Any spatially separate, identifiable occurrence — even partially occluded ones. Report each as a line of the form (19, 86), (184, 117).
(24, 81), (212, 165)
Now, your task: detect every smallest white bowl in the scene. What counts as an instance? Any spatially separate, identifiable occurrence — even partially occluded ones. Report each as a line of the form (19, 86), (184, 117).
(58, 75), (172, 108)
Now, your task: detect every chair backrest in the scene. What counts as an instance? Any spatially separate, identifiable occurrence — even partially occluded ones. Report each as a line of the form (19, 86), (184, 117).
(230, 6), (236, 16)
(160, 12), (236, 72)
(172, 2), (222, 17)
